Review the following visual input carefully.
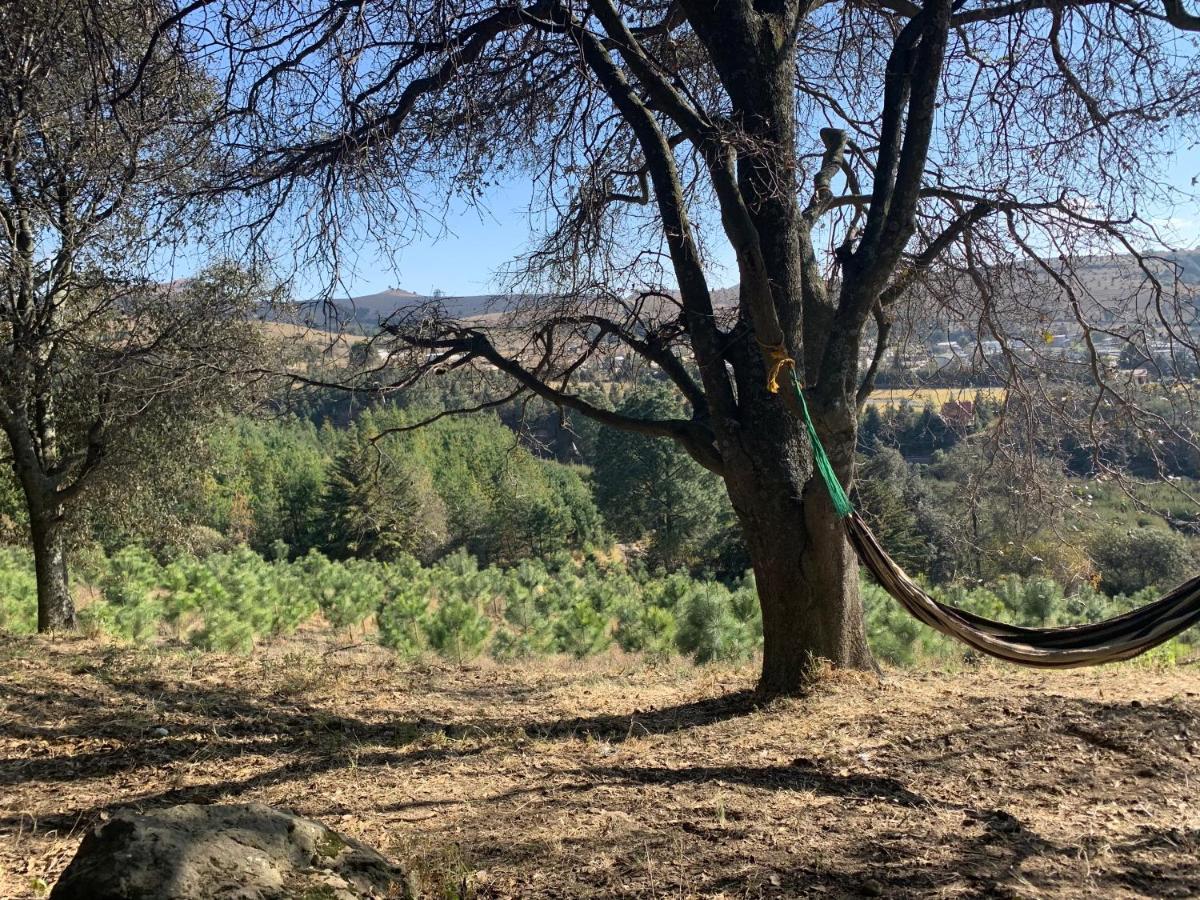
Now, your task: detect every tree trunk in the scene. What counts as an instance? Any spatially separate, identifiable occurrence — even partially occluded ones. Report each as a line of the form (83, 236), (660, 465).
(30, 506), (75, 632)
(720, 385), (873, 694)
(734, 477), (872, 693)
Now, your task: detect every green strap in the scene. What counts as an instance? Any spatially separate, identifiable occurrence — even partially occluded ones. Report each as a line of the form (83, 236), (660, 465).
(788, 371), (854, 519)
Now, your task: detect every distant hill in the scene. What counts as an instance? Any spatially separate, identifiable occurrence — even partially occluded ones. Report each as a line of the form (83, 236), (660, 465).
(261, 289), (531, 331)
(261, 249), (1200, 332)
(1167, 249), (1200, 283)
(265, 285), (742, 331)
(335, 289), (512, 323)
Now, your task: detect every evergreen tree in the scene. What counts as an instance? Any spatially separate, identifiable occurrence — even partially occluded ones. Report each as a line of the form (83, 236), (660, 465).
(320, 426), (447, 563)
(854, 448), (930, 575)
(593, 385), (734, 571)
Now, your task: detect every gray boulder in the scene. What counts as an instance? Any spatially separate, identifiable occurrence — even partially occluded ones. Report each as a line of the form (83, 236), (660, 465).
(50, 802), (409, 900)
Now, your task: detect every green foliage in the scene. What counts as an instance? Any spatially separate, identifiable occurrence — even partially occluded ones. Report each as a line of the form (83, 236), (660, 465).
(592, 384), (738, 571)
(99, 547), (167, 643)
(552, 598), (613, 659)
(675, 583), (759, 664)
(64, 396), (609, 572)
(304, 552), (384, 632)
(320, 421), (448, 563)
(401, 411), (603, 564)
(854, 447), (932, 574)
(613, 603), (678, 658)
(861, 580), (931, 666)
(1, 535), (1195, 668)
(0, 548), (37, 633)
(376, 560), (430, 656)
(412, 549), (493, 663)
(0, 468), (25, 546)
(201, 418), (331, 556)
(424, 596), (492, 664)
(491, 560), (556, 659)
(858, 401), (960, 460)
(1088, 527), (1195, 596)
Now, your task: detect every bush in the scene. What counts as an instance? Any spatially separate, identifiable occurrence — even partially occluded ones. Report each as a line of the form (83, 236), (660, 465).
(304, 552), (383, 632)
(0, 548), (37, 634)
(614, 604), (678, 659)
(675, 583), (757, 664)
(423, 595), (492, 664)
(1088, 527), (1194, 596)
(100, 547), (166, 642)
(862, 580), (930, 666)
(376, 575), (429, 657)
(551, 598), (612, 658)
(492, 561), (555, 659)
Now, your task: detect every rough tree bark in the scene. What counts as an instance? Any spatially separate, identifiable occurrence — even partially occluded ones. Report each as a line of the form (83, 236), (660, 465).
(722, 415), (873, 691)
(28, 504), (75, 633)
(9, 447), (76, 631)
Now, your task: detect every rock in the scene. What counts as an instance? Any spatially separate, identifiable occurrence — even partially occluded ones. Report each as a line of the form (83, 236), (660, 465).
(50, 802), (409, 900)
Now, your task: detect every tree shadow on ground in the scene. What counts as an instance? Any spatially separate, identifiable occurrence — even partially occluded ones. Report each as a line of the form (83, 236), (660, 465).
(511, 688), (762, 741)
(577, 760), (927, 807)
(3, 653), (1198, 899)
(0, 669), (761, 774)
(707, 812), (1200, 898)
(0, 665), (762, 830)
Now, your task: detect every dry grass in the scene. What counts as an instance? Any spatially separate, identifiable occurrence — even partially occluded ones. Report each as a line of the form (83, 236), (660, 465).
(863, 387), (1006, 409)
(1, 634), (1198, 898)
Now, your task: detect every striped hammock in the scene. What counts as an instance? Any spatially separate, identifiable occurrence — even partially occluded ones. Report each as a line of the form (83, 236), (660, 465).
(785, 369), (1200, 667)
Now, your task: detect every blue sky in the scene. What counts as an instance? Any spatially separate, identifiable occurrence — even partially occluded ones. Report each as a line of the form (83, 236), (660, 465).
(325, 178), (739, 299)
(309, 144), (1200, 300)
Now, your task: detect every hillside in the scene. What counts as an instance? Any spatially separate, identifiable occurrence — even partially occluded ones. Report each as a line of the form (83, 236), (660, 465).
(263, 285), (742, 330)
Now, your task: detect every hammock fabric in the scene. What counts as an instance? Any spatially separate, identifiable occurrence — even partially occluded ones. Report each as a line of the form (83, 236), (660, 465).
(783, 368), (1200, 667)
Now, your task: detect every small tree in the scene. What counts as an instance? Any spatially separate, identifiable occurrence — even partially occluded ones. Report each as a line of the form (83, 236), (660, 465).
(1088, 527), (1194, 596)
(593, 384), (731, 570)
(320, 426), (447, 563)
(0, 1), (259, 631)
(854, 448), (930, 575)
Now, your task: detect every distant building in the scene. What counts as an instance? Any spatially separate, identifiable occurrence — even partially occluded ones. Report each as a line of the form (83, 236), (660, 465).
(941, 400), (975, 429)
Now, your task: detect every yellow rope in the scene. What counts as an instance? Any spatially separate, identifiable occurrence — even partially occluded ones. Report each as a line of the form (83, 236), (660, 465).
(758, 340), (795, 394)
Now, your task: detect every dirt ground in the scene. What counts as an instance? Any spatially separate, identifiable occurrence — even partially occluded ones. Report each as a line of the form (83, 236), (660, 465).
(1, 634), (1198, 899)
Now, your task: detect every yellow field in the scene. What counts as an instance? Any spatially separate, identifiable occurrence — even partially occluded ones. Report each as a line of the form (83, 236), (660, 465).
(863, 386), (1006, 408)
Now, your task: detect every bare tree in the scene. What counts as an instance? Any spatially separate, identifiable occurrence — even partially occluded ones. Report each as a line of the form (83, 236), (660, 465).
(0, 0), (263, 631)
(201, 0), (1200, 692)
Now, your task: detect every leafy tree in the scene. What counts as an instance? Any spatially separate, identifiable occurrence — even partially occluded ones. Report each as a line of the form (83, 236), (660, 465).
(384, 409), (603, 563)
(0, 467), (23, 546)
(854, 448), (930, 574)
(1088, 527), (1194, 596)
(552, 598), (613, 658)
(320, 425), (447, 563)
(593, 385), (732, 570)
(0, 3), (260, 631)
(424, 595), (492, 664)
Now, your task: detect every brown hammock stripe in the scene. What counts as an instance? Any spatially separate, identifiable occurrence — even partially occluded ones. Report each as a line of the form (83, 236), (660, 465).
(845, 512), (1200, 668)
